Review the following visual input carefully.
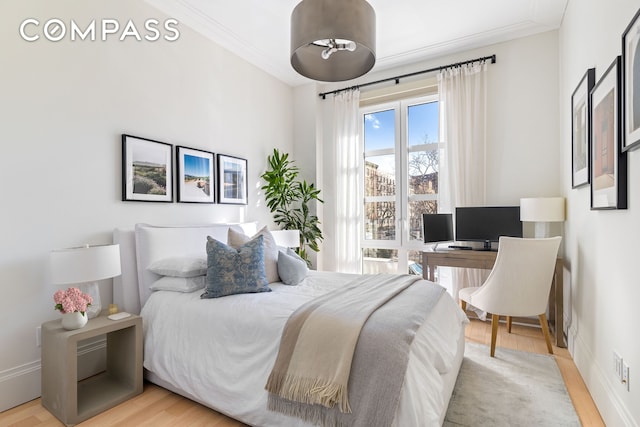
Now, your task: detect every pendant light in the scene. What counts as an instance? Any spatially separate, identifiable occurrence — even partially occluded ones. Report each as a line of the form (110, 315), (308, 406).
(290, 0), (376, 82)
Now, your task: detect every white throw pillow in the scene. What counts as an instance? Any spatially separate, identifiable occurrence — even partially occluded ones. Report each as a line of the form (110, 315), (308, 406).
(148, 257), (207, 278)
(228, 226), (279, 283)
(150, 275), (206, 292)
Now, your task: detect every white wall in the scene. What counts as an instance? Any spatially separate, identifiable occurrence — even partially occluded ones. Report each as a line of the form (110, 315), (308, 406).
(560, 1), (639, 425)
(304, 31), (561, 271)
(0, 0), (293, 411)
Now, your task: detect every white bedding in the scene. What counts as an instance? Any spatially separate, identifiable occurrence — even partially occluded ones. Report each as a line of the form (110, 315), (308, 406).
(141, 270), (468, 427)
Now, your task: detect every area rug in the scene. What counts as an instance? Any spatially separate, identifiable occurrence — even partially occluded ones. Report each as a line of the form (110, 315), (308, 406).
(443, 342), (580, 426)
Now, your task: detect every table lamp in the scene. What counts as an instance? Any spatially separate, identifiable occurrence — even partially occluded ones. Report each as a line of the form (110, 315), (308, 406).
(520, 197), (565, 238)
(49, 244), (121, 319)
(270, 230), (301, 248)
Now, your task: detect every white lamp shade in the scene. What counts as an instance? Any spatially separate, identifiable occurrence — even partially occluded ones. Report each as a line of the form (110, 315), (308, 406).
(271, 230), (301, 248)
(50, 244), (121, 285)
(520, 197), (565, 222)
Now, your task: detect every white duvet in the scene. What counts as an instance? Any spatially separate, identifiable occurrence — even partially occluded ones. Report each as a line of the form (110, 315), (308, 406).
(141, 271), (468, 426)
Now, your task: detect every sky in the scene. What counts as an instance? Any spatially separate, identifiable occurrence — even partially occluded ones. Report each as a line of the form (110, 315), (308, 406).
(364, 101), (439, 152)
(184, 154), (210, 177)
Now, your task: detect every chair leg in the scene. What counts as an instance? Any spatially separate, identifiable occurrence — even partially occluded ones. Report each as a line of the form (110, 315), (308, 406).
(507, 316), (512, 333)
(490, 314), (499, 357)
(460, 300), (467, 311)
(539, 313), (554, 354)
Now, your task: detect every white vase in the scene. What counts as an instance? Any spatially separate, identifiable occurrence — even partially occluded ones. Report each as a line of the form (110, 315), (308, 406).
(61, 312), (88, 330)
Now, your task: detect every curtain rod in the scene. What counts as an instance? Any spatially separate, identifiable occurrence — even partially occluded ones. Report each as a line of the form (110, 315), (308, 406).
(318, 54), (496, 99)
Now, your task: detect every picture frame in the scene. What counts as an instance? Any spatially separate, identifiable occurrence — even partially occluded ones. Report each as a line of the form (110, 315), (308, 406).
(176, 146), (215, 203)
(122, 134), (173, 202)
(217, 154), (248, 205)
(590, 57), (627, 210)
(571, 68), (595, 188)
(622, 7), (640, 151)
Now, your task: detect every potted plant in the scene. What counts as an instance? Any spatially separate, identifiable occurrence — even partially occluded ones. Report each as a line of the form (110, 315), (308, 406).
(261, 149), (323, 265)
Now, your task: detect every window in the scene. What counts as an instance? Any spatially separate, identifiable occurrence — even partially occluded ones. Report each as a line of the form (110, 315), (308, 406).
(361, 95), (441, 274)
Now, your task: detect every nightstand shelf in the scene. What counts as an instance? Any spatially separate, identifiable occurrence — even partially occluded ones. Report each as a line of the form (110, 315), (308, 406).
(41, 313), (142, 426)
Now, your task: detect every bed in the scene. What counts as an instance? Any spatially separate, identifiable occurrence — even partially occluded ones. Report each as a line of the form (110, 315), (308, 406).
(113, 223), (468, 426)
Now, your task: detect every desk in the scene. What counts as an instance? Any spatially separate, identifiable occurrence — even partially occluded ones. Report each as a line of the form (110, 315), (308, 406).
(422, 250), (565, 348)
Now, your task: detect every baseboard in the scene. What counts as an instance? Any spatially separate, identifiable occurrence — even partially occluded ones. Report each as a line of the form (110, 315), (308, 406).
(0, 339), (106, 412)
(570, 329), (637, 426)
(0, 360), (41, 412)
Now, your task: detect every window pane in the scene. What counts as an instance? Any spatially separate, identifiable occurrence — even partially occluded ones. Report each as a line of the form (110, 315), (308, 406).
(408, 102), (439, 146)
(365, 155), (396, 196)
(409, 200), (437, 241)
(408, 150), (438, 195)
(364, 201), (396, 240)
(364, 109), (395, 151)
(362, 248), (399, 274)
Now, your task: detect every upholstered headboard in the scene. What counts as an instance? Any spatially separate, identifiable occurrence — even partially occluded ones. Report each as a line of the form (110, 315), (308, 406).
(113, 222), (257, 314)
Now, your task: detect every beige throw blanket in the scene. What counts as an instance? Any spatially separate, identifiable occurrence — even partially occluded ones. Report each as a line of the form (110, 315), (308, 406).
(265, 274), (422, 414)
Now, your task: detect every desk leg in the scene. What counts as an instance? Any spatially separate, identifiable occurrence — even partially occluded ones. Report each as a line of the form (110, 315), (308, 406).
(422, 252), (435, 282)
(554, 259), (564, 348)
(548, 259), (565, 348)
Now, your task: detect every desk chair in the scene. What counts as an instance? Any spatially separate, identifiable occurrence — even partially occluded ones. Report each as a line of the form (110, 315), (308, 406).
(458, 236), (562, 357)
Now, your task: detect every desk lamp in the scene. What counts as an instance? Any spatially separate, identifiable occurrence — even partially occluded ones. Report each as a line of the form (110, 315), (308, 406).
(520, 197), (565, 238)
(50, 244), (121, 319)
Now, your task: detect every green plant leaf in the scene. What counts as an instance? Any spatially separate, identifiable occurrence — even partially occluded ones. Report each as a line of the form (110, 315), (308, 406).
(261, 148), (323, 265)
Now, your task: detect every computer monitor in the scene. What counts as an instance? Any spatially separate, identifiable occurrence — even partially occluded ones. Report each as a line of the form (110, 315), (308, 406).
(423, 213), (454, 248)
(455, 206), (522, 250)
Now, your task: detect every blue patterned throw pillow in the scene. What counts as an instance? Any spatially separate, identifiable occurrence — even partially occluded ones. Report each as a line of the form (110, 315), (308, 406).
(201, 235), (271, 298)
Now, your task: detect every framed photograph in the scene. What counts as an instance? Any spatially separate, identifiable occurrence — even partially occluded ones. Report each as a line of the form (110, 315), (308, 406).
(176, 146), (215, 203)
(590, 57), (627, 210)
(217, 154), (248, 205)
(571, 68), (595, 188)
(622, 7), (640, 151)
(122, 134), (173, 202)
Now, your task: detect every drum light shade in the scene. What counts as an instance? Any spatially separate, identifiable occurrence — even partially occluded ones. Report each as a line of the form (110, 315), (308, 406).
(290, 0), (376, 82)
(271, 230), (301, 248)
(520, 197), (565, 222)
(50, 244), (121, 319)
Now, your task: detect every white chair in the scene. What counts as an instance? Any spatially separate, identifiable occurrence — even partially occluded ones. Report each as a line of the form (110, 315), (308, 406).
(458, 236), (562, 357)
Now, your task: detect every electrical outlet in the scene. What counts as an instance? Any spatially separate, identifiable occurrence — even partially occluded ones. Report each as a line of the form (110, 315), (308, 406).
(36, 326), (41, 347)
(614, 351), (622, 380)
(622, 362), (630, 391)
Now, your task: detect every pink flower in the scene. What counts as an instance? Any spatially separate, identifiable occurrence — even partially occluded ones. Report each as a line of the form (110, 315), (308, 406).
(53, 287), (93, 314)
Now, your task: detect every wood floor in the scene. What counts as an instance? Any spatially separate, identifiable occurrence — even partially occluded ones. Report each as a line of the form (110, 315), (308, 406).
(1, 318), (604, 427)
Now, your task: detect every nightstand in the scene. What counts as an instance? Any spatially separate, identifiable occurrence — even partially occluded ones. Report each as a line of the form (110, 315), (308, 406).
(41, 313), (143, 426)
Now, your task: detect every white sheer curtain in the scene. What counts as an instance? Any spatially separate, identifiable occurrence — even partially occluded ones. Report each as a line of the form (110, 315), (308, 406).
(438, 61), (489, 308)
(333, 89), (362, 273)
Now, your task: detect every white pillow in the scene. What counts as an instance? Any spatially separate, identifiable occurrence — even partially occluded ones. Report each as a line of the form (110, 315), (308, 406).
(148, 257), (207, 278)
(228, 226), (279, 283)
(150, 275), (205, 292)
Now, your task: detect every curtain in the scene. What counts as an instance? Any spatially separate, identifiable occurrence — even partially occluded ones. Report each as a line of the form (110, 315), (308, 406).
(438, 60), (489, 310)
(333, 89), (362, 273)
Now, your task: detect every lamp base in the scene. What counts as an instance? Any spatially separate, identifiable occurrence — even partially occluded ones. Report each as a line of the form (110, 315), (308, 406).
(79, 282), (101, 319)
(534, 222), (551, 238)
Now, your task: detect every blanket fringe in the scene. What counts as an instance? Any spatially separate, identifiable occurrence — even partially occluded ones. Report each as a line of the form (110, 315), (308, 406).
(268, 394), (350, 427)
(266, 373), (351, 413)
